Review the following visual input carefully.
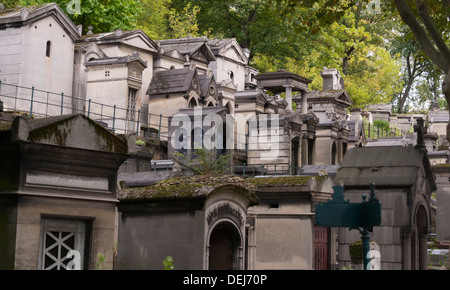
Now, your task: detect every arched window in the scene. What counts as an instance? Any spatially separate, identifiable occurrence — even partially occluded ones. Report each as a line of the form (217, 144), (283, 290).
(46, 41), (51, 57)
(188, 98), (198, 108)
(229, 71), (234, 81)
(331, 141), (337, 165)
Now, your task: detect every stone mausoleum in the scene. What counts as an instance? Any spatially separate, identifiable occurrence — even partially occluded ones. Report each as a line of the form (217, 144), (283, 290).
(0, 113), (128, 269)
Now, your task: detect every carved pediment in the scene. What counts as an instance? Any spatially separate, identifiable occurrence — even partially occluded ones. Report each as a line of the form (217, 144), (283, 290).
(337, 91), (353, 105)
(128, 61), (144, 80)
(191, 49), (208, 62)
(224, 46), (246, 63)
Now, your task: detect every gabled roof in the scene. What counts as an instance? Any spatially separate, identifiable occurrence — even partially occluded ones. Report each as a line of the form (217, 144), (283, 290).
(335, 146), (436, 191)
(79, 29), (159, 54)
(302, 89), (353, 106)
(147, 67), (198, 96)
(198, 73), (216, 98)
(234, 89), (268, 103)
(207, 38), (249, 65)
(158, 37), (216, 63)
(85, 52), (147, 68)
(8, 114), (128, 154)
(0, 3), (81, 40)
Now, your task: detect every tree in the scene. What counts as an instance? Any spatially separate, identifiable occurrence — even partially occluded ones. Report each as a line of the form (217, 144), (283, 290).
(392, 0), (450, 120)
(136, 0), (207, 40)
(136, 0), (172, 40)
(390, 26), (435, 113)
(20, 0), (142, 34)
(2, 0), (21, 9)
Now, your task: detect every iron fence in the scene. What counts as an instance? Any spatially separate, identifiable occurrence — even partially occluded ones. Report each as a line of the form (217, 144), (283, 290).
(364, 122), (404, 139)
(0, 81), (170, 140)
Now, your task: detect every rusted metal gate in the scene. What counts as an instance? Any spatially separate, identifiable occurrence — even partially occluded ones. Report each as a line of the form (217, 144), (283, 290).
(314, 225), (328, 270)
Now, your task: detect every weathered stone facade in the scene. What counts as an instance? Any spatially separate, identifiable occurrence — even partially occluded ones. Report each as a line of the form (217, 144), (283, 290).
(0, 113), (128, 269)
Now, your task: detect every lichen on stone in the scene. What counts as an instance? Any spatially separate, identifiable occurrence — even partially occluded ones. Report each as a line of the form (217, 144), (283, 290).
(118, 174), (258, 201)
(247, 175), (327, 187)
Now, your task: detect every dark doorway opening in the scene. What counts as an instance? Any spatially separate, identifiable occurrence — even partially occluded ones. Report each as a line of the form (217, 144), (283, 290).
(209, 223), (240, 270)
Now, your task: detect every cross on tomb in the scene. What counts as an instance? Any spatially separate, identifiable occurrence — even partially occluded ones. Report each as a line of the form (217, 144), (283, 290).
(414, 117), (426, 151)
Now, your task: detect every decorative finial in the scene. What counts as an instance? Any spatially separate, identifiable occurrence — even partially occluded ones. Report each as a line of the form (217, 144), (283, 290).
(86, 26), (93, 35)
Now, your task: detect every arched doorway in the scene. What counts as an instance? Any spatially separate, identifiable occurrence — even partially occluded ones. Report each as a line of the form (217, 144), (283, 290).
(208, 222), (241, 270)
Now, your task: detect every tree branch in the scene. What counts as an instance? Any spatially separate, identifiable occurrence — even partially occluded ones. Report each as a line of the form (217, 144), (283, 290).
(393, 0), (449, 72)
(416, 0), (450, 69)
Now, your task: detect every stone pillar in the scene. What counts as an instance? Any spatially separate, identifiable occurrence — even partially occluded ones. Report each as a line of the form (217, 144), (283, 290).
(284, 85), (293, 111)
(301, 135), (308, 166)
(301, 90), (308, 114)
(419, 233), (428, 270)
(402, 229), (412, 270)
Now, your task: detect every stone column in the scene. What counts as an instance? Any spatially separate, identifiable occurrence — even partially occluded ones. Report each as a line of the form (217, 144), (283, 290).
(402, 229), (412, 270)
(284, 85), (293, 111)
(300, 90), (308, 114)
(301, 135), (309, 166)
(419, 233), (428, 270)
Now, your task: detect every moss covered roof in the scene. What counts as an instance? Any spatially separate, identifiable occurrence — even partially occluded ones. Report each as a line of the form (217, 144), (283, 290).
(118, 174), (259, 202)
(118, 174), (327, 203)
(247, 175), (327, 187)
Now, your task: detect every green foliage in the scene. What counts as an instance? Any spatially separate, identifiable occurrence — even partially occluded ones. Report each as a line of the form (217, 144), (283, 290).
(2, 0), (21, 9)
(136, 0), (171, 40)
(136, 139), (146, 146)
(373, 120), (390, 132)
(163, 256), (174, 270)
(20, 0), (142, 34)
(96, 252), (106, 270)
(137, 0), (210, 40)
(174, 148), (232, 176)
(167, 2), (205, 38)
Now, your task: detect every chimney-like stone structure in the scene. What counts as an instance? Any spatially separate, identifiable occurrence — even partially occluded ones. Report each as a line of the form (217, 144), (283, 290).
(320, 68), (341, 90)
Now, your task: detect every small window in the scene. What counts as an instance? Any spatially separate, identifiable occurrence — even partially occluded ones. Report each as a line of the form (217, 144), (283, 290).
(46, 41), (51, 57)
(269, 203), (279, 209)
(229, 71), (234, 80)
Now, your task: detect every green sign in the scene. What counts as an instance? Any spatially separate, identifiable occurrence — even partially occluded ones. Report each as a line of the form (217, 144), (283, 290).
(315, 184), (382, 270)
(315, 185), (381, 229)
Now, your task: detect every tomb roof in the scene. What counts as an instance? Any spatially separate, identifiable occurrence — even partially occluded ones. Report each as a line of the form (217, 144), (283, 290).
(118, 174), (259, 205)
(198, 73), (216, 98)
(118, 170), (181, 187)
(335, 146), (436, 190)
(78, 29), (159, 53)
(0, 3), (80, 40)
(3, 114), (128, 154)
(158, 37), (216, 62)
(255, 70), (311, 93)
(301, 89), (353, 106)
(85, 52), (147, 68)
(147, 67), (197, 96)
(207, 38), (249, 64)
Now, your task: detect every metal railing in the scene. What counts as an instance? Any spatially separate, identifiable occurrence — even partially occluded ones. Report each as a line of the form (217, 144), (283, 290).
(0, 81), (251, 151)
(235, 162), (298, 177)
(364, 122), (404, 140)
(0, 81), (170, 140)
